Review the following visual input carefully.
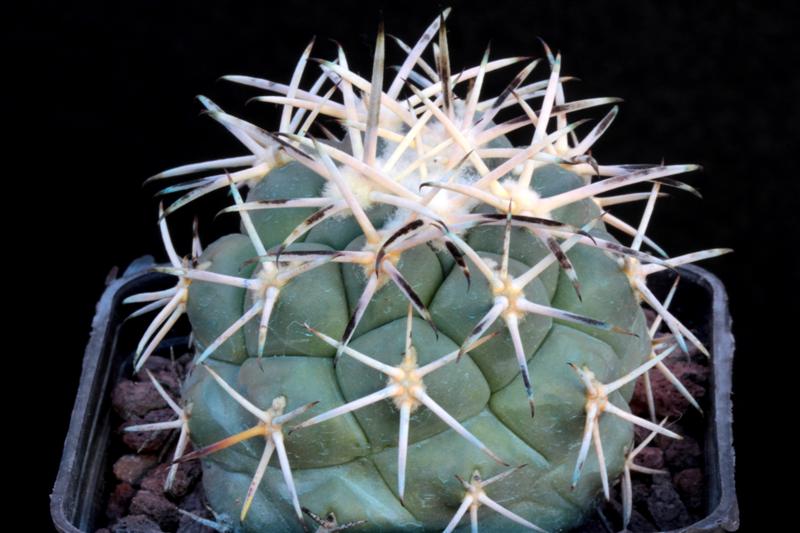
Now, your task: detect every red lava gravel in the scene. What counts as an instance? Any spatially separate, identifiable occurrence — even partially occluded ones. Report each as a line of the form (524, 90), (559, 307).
(98, 354), (218, 533)
(99, 316), (710, 532)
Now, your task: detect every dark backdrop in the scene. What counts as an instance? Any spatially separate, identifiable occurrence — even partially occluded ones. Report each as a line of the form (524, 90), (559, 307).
(12, 0), (796, 529)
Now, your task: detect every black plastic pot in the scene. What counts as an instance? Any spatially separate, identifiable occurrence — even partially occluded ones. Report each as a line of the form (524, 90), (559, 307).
(50, 259), (739, 532)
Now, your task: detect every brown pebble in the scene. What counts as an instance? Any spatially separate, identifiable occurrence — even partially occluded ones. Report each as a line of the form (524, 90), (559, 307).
(113, 455), (158, 485)
(175, 485), (218, 533)
(663, 436), (702, 470)
(636, 446), (665, 471)
(176, 353), (193, 369)
(112, 380), (168, 419)
(129, 490), (180, 530)
(178, 484), (207, 514)
(674, 468), (704, 511)
(631, 478), (651, 507)
(110, 514), (164, 533)
(672, 359), (709, 385)
(106, 482), (136, 521)
(139, 465), (169, 494)
(120, 409), (175, 453)
(650, 421), (686, 448)
(134, 355), (183, 398)
(627, 510), (658, 532)
(134, 356), (177, 378)
(147, 369), (182, 396)
(631, 360), (707, 419)
(647, 476), (691, 530)
(140, 459), (201, 499)
(606, 498), (656, 532)
(170, 459), (203, 498)
(177, 353), (196, 382)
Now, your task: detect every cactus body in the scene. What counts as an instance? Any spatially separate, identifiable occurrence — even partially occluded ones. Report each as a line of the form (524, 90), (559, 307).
(128, 10), (729, 532)
(182, 159), (649, 531)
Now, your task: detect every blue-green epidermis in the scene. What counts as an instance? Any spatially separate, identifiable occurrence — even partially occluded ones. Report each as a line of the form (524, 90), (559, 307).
(181, 162), (650, 532)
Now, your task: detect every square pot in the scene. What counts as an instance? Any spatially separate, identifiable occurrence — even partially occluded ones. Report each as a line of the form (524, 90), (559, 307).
(50, 259), (739, 532)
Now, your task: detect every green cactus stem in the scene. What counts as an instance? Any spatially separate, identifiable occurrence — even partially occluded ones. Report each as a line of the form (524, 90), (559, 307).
(125, 9), (730, 532)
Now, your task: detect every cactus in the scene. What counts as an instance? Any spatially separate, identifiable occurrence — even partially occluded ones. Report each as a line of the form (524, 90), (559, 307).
(125, 10), (729, 532)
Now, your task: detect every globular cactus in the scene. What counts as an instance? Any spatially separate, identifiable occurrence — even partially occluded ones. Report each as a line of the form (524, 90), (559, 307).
(126, 10), (729, 532)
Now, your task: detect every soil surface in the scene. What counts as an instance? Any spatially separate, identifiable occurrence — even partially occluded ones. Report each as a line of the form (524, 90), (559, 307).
(98, 312), (709, 533)
(98, 353), (219, 533)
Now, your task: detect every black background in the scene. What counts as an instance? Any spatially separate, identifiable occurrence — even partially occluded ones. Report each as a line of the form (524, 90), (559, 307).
(11, 0), (796, 529)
